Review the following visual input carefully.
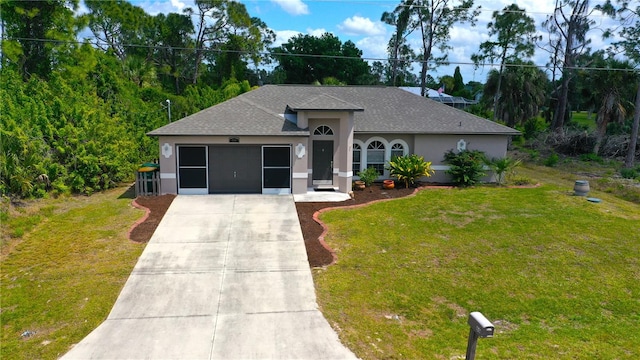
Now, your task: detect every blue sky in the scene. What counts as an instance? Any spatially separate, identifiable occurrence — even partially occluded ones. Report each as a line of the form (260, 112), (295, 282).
(121, 0), (615, 85)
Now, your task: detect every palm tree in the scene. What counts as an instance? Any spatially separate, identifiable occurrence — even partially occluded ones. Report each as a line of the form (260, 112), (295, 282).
(578, 52), (636, 154)
(594, 90), (626, 154)
(482, 60), (548, 127)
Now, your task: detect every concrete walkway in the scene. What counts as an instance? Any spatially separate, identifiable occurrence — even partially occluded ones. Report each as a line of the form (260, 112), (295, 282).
(62, 195), (357, 360)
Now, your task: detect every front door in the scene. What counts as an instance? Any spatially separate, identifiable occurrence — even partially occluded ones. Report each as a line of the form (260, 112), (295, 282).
(312, 140), (333, 185)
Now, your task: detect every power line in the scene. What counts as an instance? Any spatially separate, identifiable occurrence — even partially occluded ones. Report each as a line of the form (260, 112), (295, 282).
(5, 35), (639, 73)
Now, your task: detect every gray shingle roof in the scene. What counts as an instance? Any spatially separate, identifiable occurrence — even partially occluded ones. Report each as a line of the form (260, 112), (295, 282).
(148, 85), (520, 136)
(287, 94), (364, 112)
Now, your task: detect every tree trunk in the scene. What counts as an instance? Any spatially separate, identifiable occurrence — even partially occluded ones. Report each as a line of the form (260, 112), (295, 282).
(625, 82), (640, 168)
(391, 35), (400, 86)
(493, 63), (504, 122)
(192, 12), (207, 84)
(552, 72), (571, 132)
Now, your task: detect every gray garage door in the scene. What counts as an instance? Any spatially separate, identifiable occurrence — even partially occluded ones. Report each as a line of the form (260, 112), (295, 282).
(209, 146), (262, 193)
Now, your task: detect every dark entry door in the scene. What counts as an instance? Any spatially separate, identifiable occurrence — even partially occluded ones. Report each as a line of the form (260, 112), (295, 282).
(312, 140), (333, 185)
(208, 146), (261, 193)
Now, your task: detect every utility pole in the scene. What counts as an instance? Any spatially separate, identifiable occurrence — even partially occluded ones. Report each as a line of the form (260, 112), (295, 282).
(166, 99), (171, 123)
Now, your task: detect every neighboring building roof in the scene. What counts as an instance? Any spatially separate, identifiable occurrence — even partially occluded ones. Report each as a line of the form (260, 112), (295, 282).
(148, 85), (519, 136)
(400, 86), (453, 98)
(400, 86), (478, 106)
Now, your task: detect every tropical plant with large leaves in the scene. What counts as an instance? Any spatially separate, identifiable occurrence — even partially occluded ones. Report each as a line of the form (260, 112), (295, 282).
(386, 154), (434, 188)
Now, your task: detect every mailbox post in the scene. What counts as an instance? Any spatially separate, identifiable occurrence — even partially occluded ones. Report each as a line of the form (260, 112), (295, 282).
(465, 312), (494, 360)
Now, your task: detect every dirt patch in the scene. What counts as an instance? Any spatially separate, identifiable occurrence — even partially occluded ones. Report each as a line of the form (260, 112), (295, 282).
(128, 185), (426, 266)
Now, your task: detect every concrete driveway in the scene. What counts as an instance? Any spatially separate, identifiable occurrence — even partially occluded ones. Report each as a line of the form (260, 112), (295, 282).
(62, 195), (356, 360)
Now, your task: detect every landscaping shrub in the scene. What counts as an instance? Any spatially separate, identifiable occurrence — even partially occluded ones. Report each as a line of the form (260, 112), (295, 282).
(485, 157), (522, 185)
(357, 167), (379, 187)
(444, 150), (487, 187)
(386, 154), (434, 188)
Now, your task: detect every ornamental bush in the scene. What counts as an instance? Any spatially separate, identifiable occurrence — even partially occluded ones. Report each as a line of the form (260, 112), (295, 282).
(386, 154), (434, 188)
(485, 157), (522, 185)
(444, 150), (487, 187)
(357, 167), (379, 187)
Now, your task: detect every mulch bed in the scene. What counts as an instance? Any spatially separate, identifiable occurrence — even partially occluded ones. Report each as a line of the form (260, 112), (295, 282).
(295, 186), (417, 266)
(129, 194), (176, 243)
(127, 185), (420, 267)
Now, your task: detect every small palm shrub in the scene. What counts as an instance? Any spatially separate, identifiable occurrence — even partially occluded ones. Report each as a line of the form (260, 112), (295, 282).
(444, 150), (487, 187)
(357, 167), (379, 187)
(386, 154), (434, 188)
(485, 157), (522, 185)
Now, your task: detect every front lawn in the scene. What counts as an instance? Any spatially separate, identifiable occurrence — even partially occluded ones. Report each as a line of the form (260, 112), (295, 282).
(1, 187), (145, 359)
(314, 173), (640, 359)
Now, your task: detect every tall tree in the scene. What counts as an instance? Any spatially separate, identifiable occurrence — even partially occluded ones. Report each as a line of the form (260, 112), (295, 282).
(84, 0), (153, 62)
(543, 0), (596, 131)
(452, 66), (466, 96)
(1, 0), (79, 79)
(575, 52), (635, 154)
(401, 0), (479, 96)
(271, 33), (370, 85)
(471, 4), (537, 121)
(381, 2), (416, 86)
(154, 12), (195, 94)
(482, 60), (548, 127)
(599, 0), (639, 167)
(186, 0), (273, 84)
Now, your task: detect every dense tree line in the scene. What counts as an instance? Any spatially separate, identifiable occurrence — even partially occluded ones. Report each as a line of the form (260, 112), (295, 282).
(0, 46), (252, 198)
(0, 0), (259, 198)
(0, 0), (376, 199)
(1, 0), (638, 199)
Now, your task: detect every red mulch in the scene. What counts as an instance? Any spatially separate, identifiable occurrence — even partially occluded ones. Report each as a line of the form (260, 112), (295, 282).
(129, 194), (176, 243)
(295, 185), (417, 266)
(128, 185), (419, 267)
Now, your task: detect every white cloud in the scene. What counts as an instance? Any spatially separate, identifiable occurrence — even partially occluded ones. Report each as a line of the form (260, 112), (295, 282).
(338, 16), (386, 36)
(273, 30), (303, 47)
(136, 0), (186, 16)
(170, 0), (186, 11)
(356, 36), (388, 60)
(271, 0), (309, 16)
(272, 28), (331, 47)
(307, 28), (329, 37)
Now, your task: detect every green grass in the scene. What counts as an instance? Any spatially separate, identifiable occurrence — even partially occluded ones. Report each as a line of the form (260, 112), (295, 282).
(314, 168), (640, 359)
(570, 111), (596, 130)
(1, 187), (145, 359)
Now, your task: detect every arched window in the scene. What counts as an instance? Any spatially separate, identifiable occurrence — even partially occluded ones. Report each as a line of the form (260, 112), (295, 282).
(367, 141), (385, 175)
(391, 143), (405, 159)
(353, 143), (361, 174)
(313, 125), (334, 135)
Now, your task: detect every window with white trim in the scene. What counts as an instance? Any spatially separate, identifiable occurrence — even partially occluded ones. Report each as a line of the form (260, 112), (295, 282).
(313, 125), (334, 135)
(391, 143), (405, 159)
(366, 141), (385, 175)
(353, 143), (361, 174)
